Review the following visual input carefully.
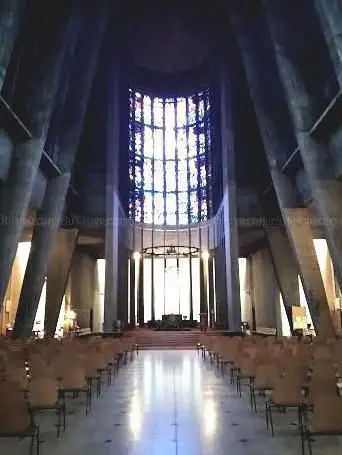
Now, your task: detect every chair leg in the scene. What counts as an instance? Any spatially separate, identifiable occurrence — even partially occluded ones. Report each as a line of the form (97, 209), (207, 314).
(57, 406), (61, 438)
(36, 426), (40, 455)
(265, 400), (269, 430)
(268, 402), (274, 437)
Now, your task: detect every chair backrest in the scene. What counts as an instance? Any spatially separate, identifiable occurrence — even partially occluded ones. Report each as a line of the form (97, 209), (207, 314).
(312, 395), (342, 431)
(0, 381), (30, 433)
(28, 377), (58, 407)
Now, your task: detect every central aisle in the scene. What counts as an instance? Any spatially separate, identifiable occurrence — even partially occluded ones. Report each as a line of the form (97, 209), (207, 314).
(42, 350), (303, 455)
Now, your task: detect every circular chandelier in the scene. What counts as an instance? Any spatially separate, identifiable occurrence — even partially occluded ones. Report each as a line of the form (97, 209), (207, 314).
(142, 245), (200, 257)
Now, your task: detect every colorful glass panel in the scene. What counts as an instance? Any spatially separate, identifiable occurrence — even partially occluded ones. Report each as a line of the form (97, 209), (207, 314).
(128, 90), (211, 225)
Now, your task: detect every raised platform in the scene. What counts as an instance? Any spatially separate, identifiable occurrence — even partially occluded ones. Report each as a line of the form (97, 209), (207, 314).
(134, 329), (201, 350)
(154, 328), (191, 332)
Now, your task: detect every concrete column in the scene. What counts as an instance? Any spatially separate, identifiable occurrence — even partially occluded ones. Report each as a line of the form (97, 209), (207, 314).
(16, 2), (110, 336)
(0, 0), (24, 90)
(117, 245), (129, 325)
(265, 226), (299, 331)
(129, 255), (136, 327)
(12, 173), (70, 339)
(230, 3), (335, 337)
(69, 249), (96, 329)
(199, 256), (207, 316)
(219, 65), (241, 331)
(137, 256), (144, 325)
(44, 228), (78, 338)
(314, 0), (342, 87)
(104, 48), (121, 332)
(207, 254), (215, 328)
(0, 2), (72, 314)
(214, 242), (228, 329)
(263, 0), (342, 312)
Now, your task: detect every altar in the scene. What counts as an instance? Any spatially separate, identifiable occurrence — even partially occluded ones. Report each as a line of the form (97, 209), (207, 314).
(161, 314), (182, 328)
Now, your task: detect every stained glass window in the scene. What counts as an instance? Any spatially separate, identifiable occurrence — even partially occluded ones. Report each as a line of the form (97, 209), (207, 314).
(128, 90), (212, 225)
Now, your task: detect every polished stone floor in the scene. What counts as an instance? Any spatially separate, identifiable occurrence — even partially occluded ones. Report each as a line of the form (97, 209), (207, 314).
(2, 350), (342, 455)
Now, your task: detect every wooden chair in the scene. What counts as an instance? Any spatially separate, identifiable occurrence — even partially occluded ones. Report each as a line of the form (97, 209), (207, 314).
(0, 381), (40, 455)
(28, 377), (66, 438)
(58, 366), (91, 415)
(301, 395), (342, 455)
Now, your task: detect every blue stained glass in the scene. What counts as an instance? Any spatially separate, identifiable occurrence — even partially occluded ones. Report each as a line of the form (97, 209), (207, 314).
(188, 97), (196, 124)
(190, 192), (198, 221)
(144, 127), (153, 158)
(143, 159), (153, 191)
(199, 133), (205, 154)
(188, 128), (197, 157)
(128, 90), (211, 225)
(135, 94), (142, 121)
(199, 98), (205, 121)
(189, 159), (197, 189)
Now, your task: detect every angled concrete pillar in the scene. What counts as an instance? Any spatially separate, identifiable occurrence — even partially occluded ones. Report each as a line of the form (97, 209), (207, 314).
(0, 3), (72, 314)
(219, 63), (241, 331)
(0, 0), (24, 89)
(314, 0), (342, 87)
(70, 249), (97, 330)
(263, 0), (342, 314)
(231, 2), (335, 336)
(272, 170), (334, 336)
(14, 1), (110, 337)
(265, 226), (299, 331)
(45, 229), (78, 338)
(12, 173), (70, 338)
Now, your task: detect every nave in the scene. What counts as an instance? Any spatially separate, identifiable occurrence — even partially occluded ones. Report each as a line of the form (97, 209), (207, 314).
(2, 349), (340, 455)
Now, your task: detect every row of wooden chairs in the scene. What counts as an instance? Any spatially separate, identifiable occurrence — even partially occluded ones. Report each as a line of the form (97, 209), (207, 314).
(0, 334), (136, 455)
(200, 334), (342, 455)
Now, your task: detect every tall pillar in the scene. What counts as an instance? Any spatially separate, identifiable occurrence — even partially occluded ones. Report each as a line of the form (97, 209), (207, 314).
(230, 2), (335, 336)
(12, 173), (70, 338)
(104, 58), (121, 332)
(314, 0), (342, 87)
(214, 242), (228, 328)
(129, 254), (136, 327)
(207, 254), (215, 328)
(219, 64), (241, 331)
(69, 249), (96, 329)
(264, 226), (299, 331)
(0, 2), (72, 314)
(15, 1), (110, 338)
(199, 256), (207, 316)
(44, 229), (78, 338)
(137, 256), (144, 325)
(263, 0), (342, 316)
(0, 0), (24, 89)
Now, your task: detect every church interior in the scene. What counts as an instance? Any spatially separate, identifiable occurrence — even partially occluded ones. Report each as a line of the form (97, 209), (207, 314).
(1, 0), (342, 453)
